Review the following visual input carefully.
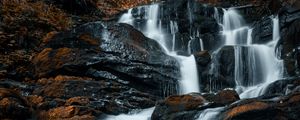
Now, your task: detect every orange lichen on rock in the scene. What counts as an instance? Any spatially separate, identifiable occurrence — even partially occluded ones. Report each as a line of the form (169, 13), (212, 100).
(54, 75), (94, 81)
(79, 33), (101, 46)
(165, 94), (205, 112)
(224, 101), (269, 120)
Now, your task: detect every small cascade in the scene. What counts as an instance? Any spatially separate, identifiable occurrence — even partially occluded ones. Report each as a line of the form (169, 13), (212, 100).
(222, 9), (248, 45)
(170, 21), (179, 51)
(239, 16), (284, 98)
(179, 55), (200, 94)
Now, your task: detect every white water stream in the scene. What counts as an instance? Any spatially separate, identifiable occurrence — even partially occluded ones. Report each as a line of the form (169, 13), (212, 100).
(105, 4), (200, 120)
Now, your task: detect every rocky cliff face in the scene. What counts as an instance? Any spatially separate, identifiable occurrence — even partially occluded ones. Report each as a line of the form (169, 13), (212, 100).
(1, 0), (300, 119)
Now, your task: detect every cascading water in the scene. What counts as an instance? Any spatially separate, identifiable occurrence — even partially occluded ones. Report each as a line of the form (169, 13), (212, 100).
(211, 9), (283, 96)
(108, 3), (284, 120)
(105, 3), (200, 120)
(198, 9), (284, 120)
(239, 16), (284, 98)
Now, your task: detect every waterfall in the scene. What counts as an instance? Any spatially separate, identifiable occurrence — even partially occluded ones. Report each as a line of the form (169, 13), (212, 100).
(105, 4), (200, 120)
(239, 16), (284, 98)
(107, 3), (284, 120)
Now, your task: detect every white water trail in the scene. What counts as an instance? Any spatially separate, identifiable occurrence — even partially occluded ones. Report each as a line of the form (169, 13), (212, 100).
(103, 107), (154, 120)
(197, 107), (224, 120)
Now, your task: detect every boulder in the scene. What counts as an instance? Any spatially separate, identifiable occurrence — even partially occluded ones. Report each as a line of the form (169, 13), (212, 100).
(0, 88), (32, 119)
(32, 22), (180, 98)
(151, 93), (206, 120)
(151, 89), (239, 120)
(220, 92), (300, 120)
(33, 78), (156, 115)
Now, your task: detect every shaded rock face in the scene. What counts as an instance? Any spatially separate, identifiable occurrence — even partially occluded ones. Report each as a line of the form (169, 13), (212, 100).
(263, 78), (300, 96)
(279, 14), (300, 76)
(219, 92), (300, 120)
(33, 79), (156, 115)
(151, 89), (239, 120)
(32, 22), (180, 98)
(200, 46), (236, 92)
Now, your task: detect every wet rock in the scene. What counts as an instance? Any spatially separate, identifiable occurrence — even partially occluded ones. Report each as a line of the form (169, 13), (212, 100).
(66, 97), (90, 106)
(33, 79), (156, 115)
(0, 88), (31, 119)
(151, 89), (239, 120)
(200, 46), (236, 92)
(203, 89), (240, 106)
(32, 22), (180, 98)
(151, 93), (206, 120)
(194, 50), (211, 67)
(262, 77), (300, 96)
(37, 105), (97, 120)
(220, 92), (300, 120)
(279, 18), (300, 76)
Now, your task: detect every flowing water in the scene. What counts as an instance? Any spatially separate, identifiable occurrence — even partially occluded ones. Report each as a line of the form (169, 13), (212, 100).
(105, 4), (200, 120)
(197, 9), (284, 119)
(106, 4), (284, 120)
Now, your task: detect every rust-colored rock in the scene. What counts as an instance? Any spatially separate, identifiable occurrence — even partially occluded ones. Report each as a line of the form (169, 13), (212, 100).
(151, 93), (206, 120)
(0, 88), (31, 119)
(38, 106), (96, 120)
(66, 97), (90, 106)
(165, 94), (205, 112)
(27, 95), (44, 107)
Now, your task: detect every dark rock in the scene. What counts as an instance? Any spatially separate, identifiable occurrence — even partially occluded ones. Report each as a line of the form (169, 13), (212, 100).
(263, 77), (300, 96)
(37, 105), (98, 120)
(200, 46), (236, 92)
(151, 89), (239, 120)
(203, 89), (240, 106)
(33, 79), (156, 115)
(32, 22), (180, 98)
(151, 93), (206, 120)
(0, 88), (32, 119)
(194, 50), (211, 67)
(219, 92), (300, 120)
(279, 18), (300, 76)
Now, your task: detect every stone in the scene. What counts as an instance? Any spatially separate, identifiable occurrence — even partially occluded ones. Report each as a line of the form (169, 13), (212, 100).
(0, 88), (31, 119)
(32, 22), (180, 98)
(151, 93), (206, 120)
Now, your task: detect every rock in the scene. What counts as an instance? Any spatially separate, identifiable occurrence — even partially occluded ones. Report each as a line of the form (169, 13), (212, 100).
(220, 92), (300, 120)
(33, 79), (156, 115)
(32, 22), (180, 98)
(66, 97), (90, 106)
(200, 46), (236, 92)
(279, 18), (300, 76)
(37, 105), (97, 120)
(27, 95), (44, 107)
(151, 93), (206, 120)
(194, 50), (211, 67)
(261, 77), (300, 96)
(203, 89), (240, 106)
(151, 89), (239, 120)
(0, 88), (31, 119)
